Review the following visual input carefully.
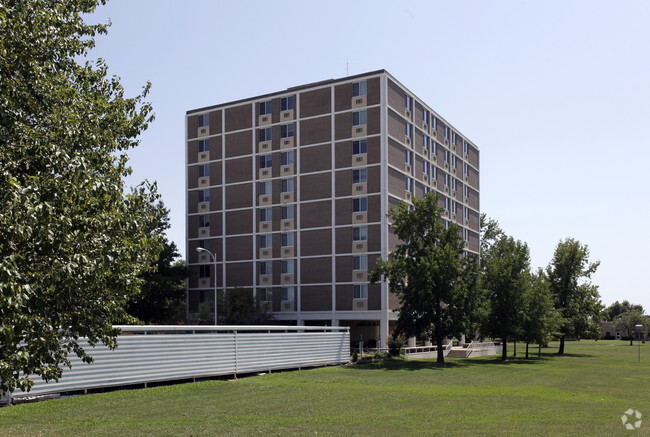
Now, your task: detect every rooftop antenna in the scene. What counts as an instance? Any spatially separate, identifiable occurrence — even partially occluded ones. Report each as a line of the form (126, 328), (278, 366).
(346, 59), (349, 77)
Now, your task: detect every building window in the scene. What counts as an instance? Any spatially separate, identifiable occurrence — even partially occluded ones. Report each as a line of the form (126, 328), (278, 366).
(464, 163), (469, 176)
(353, 197), (367, 213)
(464, 207), (469, 220)
(199, 164), (210, 178)
(452, 178), (457, 191)
(353, 140), (367, 155)
(444, 126), (449, 139)
(281, 151), (294, 166)
(281, 178), (295, 193)
(464, 186), (469, 199)
(423, 186), (430, 195)
(444, 220), (449, 230)
(260, 234), (272, 249)
(199, 265), (210, 278)
(354, 284), (368, 299)
(281, 96), (294, 111)
(444, 173), (449, 187)
(405, 150), (413, 165)
(352, 81), (367, 97)
(281, 124), (294, 138)
(282, 205), (294, 220)
(259, 127), (272, 142)
(423, 161), (429, 175)
(198, 189), (210, 203)
(423, 136), (429, 153)
(259, 101), (272, 116)
(352, 110), (367, 126)
(423, 109), (429, 125)
(260, 288), (272, 302)
(432, 166), (437, 179)
(198, 139), (209, 152)
(352, 168), (367, 184)
(259, 154), (272, 169)
(198, 240), (210, 251)
(464, 229), (469, 242)
(405, 123), (412, 138)
(432, 117), (437, 131)
(452, 132), (457, 145)
(199, 214), (210, 228)
(444, 197), (450, 211)
(405, 95), (411, 110)
(444, 150), (449, 163)
(198, 114), (209, 127)
(260, 208), (272, 222)
(464, 141), (468, 155)
(259, 181), (271, 196)
(260, 261), (272, 275)
(282, 232), (295, 247)
(282, 287), (295, 301)
(353, 226), (368, 241)
(353, 255), (368, 271)
(405, 177), (413, 193)
(452, 155), (457, 169)
(432, 141), (437, 156)
(281, 260), (295, 274)
(452, 201), (457, 214)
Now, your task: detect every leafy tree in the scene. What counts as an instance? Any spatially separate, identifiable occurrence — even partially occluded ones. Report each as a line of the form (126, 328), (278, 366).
(126, 239), (188, 325)
(613, 310), (646, 346)
(370, 193), (477, 363)
(604, 300), (644, 321)
(481, 235), (530, 360)
(0, 0), (161, 394)
(521, 269), (560, 358)
(546, 238), (602, 355)
(221, 288), (273, 325)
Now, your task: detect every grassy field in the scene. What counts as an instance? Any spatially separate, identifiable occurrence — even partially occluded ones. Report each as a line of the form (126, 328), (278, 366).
(1, 340), (649, 436)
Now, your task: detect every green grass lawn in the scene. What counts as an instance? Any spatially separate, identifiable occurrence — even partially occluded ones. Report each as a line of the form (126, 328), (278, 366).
(1, 340), (649, 436)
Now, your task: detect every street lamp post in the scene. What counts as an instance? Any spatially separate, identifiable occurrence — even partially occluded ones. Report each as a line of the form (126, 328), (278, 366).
(636, 324), (643, 363)
(196, 247), (217, 325)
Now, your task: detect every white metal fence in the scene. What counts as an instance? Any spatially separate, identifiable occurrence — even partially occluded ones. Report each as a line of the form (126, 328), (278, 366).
(8, 325), (350, 401)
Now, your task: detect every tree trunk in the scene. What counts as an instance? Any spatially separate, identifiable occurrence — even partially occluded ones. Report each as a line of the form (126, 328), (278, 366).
(525, 342), (529, 359)
(513, 341), (517, 357)
(557, 336), (565, 354)
(630, 337), (634, 346)
(538, 343), (541, 358)
(501, 338), (507, 361)
(436, 335), (445, 363)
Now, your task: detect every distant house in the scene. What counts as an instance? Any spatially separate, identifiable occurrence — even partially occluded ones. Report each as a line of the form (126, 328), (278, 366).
(599, 321), (644, 340)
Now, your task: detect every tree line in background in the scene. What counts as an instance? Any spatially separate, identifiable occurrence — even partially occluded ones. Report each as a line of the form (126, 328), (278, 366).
(372, 192), (646, 363)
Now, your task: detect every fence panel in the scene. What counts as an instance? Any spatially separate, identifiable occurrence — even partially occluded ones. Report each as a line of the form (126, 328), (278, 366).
(11, 325), (350, 400)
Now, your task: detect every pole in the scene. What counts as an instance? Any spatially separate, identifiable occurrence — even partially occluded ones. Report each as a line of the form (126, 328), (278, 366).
(213, 252), (217, 325)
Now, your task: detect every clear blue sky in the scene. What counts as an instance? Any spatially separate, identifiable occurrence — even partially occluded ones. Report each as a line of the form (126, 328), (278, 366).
(87, 0), (650, 313)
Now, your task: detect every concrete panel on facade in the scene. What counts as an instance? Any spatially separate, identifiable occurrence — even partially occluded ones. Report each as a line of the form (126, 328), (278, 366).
(368, 224), (381, 252)
(334, 198), (353, 226)
(225, 157), (252, 184)
(367, 195), (381, 223)
(334, 169), (352, 198)
(300, 144), (331, 173)
(387, 167), (405, 198)
(300, 286), (332, 311)
(387, 138), (405, 169)
(300, 88), (331, 118)
(225, 184), (253, 210)
(301, 257), (332, 284)
(334, 112), (352, 141)
(225, 104), (252, 132)
(468, 166), (479, 191)
(368, 283), (381, 310)
(225, 235), (253, 261)
(336, 284), (353, 311)
(387, 79), (405, 114)
(335, 256), (353, 282)
(300, 173), (331, 201)
(225, 209), (252, 236)
(226, 261), (254, 288)
(300, 200), (332, 228)
(300, 116), (331, 146)
(467, 143), (479, 169)
(300, 229), (332, 256)
(225, 131), (253, 158)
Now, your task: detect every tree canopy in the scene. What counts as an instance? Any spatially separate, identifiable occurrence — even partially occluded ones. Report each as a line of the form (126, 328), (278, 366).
(546, 238), (602, 354)
(604, 300), (644, 321)
(613, 310), (646, 346)
(0, 0), (162, 393)
(370, 192), (478, 363)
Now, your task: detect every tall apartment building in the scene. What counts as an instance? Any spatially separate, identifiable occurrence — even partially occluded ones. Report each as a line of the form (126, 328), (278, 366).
(186, 70), (480, 347)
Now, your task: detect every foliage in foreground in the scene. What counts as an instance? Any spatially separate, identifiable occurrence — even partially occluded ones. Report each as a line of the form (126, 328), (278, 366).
(371, 193), (479, 363)
(0, 0), (161, 393)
